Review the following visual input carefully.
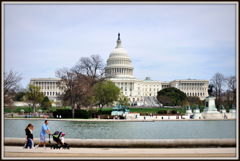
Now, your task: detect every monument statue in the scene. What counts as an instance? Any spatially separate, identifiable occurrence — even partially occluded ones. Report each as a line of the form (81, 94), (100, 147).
(208, 84), (214, 97)
(111, 103), (130, 116)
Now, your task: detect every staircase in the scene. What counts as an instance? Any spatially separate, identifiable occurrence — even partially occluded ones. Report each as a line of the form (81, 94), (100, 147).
(149, 96), (161, 107)
(144, 96), (161, 107)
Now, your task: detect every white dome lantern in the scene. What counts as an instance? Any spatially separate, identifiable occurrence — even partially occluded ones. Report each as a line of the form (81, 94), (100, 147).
(105, 33), (134, 79)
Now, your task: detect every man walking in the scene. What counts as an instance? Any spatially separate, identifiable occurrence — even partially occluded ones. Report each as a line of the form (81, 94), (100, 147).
(35, 120), (51, 149)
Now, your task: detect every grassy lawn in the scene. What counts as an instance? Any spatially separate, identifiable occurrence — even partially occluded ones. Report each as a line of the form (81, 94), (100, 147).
(101, 107), (187, 114)
(129, 108), (186, 114)
(4, 106), (72, 113)
(6, 105), (224, 117)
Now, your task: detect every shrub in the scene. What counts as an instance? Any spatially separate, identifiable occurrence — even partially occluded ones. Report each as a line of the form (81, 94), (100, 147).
(53, 109), (90, 119)
(119, 116), (125, 119)
(75, 110), (90, 119)
(53, 109), (72, 118)
(171, 110), (177, 114)
(4, 108), (11, 113)
(157, 110), (167, 114)
(97, 110), (112, 115)
(41, 96), (52, 110)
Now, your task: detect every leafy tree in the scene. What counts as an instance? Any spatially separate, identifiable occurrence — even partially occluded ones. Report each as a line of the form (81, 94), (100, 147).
(25, 84), (44, 115)
(157, 95), (173, 107)
(157, 87), (187, 106)
(4, 70), (22, 105)
(118, 93), (130, 106)
(187, 96), (201, 106)
(92, 80), (120, 111)
(14, 90), (25, 101)
(41, 96), (52, 110)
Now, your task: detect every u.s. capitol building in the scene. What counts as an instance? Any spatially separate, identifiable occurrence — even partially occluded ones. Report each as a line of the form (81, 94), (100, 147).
(30, 34), (209, 106)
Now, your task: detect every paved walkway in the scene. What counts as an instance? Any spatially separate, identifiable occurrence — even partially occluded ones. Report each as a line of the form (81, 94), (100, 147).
(4, 118), (235, 122)
(3, 146), (237, 158)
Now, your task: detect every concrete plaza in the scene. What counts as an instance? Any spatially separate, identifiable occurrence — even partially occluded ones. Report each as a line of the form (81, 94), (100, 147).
(3, 146), (237, 159)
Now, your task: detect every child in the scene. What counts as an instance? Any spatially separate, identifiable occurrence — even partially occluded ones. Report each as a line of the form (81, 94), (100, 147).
(60, 133), (69, 149)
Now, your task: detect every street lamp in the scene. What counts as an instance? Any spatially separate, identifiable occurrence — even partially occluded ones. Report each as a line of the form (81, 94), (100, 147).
(27, 102), (31, 118)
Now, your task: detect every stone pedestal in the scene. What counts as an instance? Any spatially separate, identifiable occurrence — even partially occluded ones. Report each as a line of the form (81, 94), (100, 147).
(202, 96), (219, 113)
(20, 109), (24, 115)
(220, 109), (226, 113)
(220, 105), (226, 113)
(185, 106), (193, 116)
(201, 96), (221, 119)
(229, 108), (236, 118)
(193, 106), (202, 119)
(185, 109), (193, 116)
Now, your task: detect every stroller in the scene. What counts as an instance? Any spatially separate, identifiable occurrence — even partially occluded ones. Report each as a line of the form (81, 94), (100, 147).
(50, 131), (70, 149)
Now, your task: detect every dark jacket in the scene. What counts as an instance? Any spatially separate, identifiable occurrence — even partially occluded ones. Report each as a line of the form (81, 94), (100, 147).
(25, 128), (33, 139)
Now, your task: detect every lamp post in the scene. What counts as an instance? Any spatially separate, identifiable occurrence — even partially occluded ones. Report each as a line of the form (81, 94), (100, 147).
(27, 102), (31, 118)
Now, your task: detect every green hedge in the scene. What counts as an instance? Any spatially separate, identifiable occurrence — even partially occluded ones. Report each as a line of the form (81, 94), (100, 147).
(75, 110), (90, 119)
(4, 108), (11, 113)
(157, 110), (168, 114)
(97, 110), (112, 115)
(171, 110), (177, 114)
(53, 109), (90, 119)
(53, 109), (72, 118)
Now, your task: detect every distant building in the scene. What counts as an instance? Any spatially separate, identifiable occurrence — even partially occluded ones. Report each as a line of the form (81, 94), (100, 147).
(30, 33), (209, 105)
(30, 78), (61, 102)
(105, 33), (209, 106)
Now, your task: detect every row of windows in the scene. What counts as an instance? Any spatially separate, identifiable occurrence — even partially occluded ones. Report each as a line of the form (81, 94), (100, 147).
(117, 82), (133, 86)
(40, 86), (60, 90)
(35, 82), (58, 85)
(44, 92), (61, 96)
(179, 83), (206, 86)
(121, 87), (133, 91)
(144, 84), (160, 87)
(144, 88), (159, 92)
(180, 87), (207, 91)
(162, 85), (171, 88)
(107, 60), (131, 65)
(186, 93), (205, 97)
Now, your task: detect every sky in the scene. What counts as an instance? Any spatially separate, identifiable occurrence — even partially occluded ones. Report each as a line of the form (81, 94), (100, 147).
(3, 2), (237, 88)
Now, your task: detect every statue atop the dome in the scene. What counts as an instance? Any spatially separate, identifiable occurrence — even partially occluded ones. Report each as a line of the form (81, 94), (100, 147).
(118, 33), (120, 40)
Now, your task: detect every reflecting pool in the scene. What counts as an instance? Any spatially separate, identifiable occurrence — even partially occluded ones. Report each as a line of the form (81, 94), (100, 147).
(4, 119), (236, 139)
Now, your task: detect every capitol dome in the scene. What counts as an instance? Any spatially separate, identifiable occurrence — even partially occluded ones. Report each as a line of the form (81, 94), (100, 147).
(105, 33), (134, 79)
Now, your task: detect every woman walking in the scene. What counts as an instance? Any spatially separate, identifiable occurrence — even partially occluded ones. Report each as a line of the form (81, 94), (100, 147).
(25, 123), (34, 149)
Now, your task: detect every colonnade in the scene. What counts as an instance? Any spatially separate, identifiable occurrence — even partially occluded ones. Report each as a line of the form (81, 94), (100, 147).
(107, 68), (133, 75)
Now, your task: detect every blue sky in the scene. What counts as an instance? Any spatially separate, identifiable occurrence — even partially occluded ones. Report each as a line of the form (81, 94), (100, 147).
(4, 3), (236, 88)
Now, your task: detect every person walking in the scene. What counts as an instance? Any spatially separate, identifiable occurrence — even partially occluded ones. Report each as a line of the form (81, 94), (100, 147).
(24, 123), (34, 149)
(35, 120), (51, 149)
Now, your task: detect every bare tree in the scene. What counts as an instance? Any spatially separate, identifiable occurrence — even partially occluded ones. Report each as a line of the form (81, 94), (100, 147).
(211, 72), (226, 109)
(55, 55), (106, 118)
(73, 55), (105, 80)
(225, 76), (236, 107)
(56, 67), (77, 118)
(4, 69), (22, 105)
